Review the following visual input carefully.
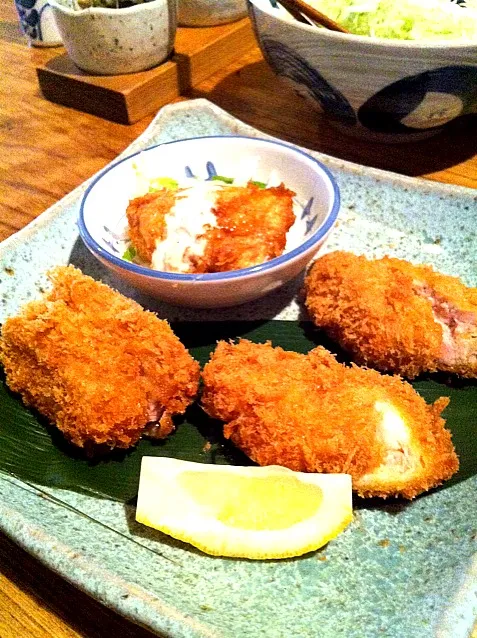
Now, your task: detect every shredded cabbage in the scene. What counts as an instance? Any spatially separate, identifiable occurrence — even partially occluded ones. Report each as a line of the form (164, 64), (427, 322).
(304, 0), (477, 39)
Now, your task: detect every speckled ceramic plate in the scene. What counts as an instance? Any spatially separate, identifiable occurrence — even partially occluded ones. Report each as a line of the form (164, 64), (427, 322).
(0, 99), (476, 638)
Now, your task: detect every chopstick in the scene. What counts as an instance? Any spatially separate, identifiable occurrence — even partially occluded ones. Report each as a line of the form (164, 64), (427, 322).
(278, 0), (350, 33)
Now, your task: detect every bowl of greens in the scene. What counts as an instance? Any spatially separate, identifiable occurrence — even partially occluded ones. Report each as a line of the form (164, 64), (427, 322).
(248, 0), (477, 141)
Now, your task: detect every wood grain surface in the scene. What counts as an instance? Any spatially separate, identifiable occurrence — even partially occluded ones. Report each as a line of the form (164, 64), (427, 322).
(1, 0), (477, 243)
(35, 19), (255, 124)
(0, 0), (476, 635)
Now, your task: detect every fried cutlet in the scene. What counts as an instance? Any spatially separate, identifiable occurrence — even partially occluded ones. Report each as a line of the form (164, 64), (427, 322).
(201, 340), (458, 499)
(126, 182), (296, 273)
(304, 251), (477, 378)
(0, 266), (200, 450)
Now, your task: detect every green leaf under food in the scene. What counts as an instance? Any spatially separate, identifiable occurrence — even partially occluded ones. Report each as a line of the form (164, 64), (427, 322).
(249, 180), (267, 189)
(0, 321), (475, 502)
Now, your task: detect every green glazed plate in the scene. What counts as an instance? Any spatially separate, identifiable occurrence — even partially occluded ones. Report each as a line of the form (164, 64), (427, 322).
(0, 100), (476, 638)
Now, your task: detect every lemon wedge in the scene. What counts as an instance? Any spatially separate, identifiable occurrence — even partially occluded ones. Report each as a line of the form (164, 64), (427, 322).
(136, 458), (353, 559)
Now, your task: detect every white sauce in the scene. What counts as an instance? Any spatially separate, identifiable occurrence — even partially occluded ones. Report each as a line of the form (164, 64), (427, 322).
(151, 181), (222, 273)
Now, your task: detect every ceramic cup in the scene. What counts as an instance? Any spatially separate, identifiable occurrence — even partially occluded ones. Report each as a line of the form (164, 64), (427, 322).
(14, 0), (63, 46)
(178, 0), (247, 26)
(49, 0), (177, 75)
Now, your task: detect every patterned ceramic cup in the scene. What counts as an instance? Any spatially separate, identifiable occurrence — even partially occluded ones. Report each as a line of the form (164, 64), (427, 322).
(248, 0), (477, 142)
(14, 0), (62, 46)
(48, 0), (177, 75)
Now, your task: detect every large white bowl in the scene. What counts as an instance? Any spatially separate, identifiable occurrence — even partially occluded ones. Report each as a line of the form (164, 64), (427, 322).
(49, 0), (177, 75)
(248, 0), (477, 142)
(78, 136), (340, 308)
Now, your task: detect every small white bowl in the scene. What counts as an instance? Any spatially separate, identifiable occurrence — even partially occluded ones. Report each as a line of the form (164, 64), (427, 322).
(49, 0), (177, 75)
(178, 0), (247, 26)
(78, 136), (340, 308)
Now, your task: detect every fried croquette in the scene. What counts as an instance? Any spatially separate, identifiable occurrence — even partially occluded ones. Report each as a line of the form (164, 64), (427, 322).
(201, 340), (458, 499)
(0, 266), (200, 450)
(126, 182), (296, 273)
(305, 251), (477, 378)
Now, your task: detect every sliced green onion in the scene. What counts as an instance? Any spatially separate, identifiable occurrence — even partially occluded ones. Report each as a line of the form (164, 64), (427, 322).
(149, 177), (179, 191)
(122, 245), (137, 262)
(210, 175), (235, 184)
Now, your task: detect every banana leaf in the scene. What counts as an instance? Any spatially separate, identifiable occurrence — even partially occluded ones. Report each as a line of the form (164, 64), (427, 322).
(0, 321), (475, 503)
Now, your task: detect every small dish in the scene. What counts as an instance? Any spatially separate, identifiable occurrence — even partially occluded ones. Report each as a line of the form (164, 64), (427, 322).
(78, 135), (340, 307)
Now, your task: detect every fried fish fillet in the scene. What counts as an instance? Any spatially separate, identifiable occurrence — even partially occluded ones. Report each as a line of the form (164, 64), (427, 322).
(0, 266), (200, 450)
(202, 340), (458, 499)
(305, 251), (477, 378)
(126, 182), (296, 273)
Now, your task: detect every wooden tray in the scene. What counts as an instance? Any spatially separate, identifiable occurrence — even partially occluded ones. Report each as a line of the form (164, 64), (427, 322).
(36, 18), (255, 124)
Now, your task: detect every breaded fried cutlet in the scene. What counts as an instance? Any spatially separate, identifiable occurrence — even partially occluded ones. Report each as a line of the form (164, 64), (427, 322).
(126, 189), (174, 264)
(202, 340), (458, 499)
(200, 183), (295, 272)
(0, 266), (200, 450)
(305, 251), (477, 378)
(126, 182), (296, 273)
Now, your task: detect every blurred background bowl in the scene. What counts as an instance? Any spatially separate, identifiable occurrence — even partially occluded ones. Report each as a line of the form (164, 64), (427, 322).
(78, 136), (340, 308)
(49, 0), (177, 75)
(178, 0), (247, 26)
(248, 0), (477, 142)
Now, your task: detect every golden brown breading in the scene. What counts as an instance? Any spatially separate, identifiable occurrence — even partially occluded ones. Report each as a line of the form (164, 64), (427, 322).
(0, 266), (200, 450)
(202, 340), (458, 499)
(304, 251), (477, 378)
(126, 189), (175, 263)
(199, 183), (296, 272)
(125, 182), (296, 273)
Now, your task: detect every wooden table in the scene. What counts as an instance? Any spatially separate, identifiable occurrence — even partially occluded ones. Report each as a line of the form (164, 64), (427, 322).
(1, 0), (476, 635)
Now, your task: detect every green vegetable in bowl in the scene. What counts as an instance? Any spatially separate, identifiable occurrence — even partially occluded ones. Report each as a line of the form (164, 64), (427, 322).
(149, 177), (179, 191)
(211, 176), (268, 188)
(122, 245), (137, 262)
(210, 175), (235, 184)
(305, 0), (477, 40)
(77, 0), (153, 9)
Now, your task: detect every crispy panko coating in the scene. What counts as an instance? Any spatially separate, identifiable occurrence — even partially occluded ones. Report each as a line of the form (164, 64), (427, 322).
(126, 182), (296, 273)
(126, 189), (175, 263)
(0, 266), (200, 450)
(202, 340), (458, 499)
(199, 183), (296, 273)
(305, 251), (477, 378)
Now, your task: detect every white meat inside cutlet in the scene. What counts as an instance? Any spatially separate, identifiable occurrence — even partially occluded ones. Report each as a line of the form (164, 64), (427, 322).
(413, 279), (477, 372)
(356, 401), (420, 491)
